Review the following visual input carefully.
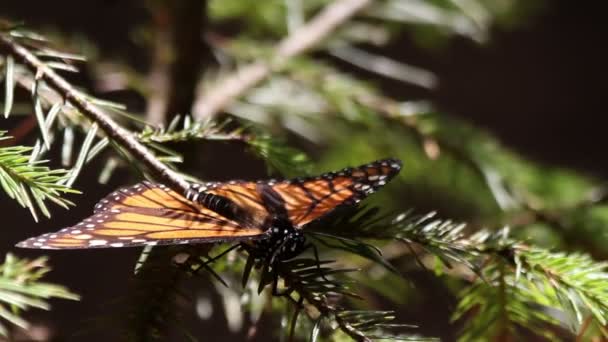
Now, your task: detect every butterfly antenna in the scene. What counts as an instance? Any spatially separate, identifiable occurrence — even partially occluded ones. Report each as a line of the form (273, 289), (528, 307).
(241, 250), (256, 288)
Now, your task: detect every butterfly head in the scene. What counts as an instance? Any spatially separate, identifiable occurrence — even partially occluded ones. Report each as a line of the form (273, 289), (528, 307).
(248, 217), (306, 263)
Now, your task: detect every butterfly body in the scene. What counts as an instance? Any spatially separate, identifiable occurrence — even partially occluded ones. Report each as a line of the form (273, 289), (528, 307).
(186, 185), (308, 263)
(246, 219), (306, 263)
(17, 158), (402, 260)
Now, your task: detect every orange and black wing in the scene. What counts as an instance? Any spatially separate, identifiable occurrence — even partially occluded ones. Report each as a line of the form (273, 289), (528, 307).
(16, 181), (267, 249)
(185, 159), (401, 229)
(271, 158), (402, 227)
(187, 180), (272, 228)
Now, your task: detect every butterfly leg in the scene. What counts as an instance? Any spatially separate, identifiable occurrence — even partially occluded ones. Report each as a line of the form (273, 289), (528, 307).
(268, 238), (294, 266)
(300, 242), (331, 283)
(264, 250), (296, 297)
(192, 243), (242, 274)
(171, 250), (228, 286)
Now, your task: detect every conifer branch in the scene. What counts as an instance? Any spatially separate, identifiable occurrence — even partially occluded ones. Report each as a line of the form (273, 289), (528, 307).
(306, 208), (608, 340)
(451, 231), (608, 340)
(193, 0), (373, 119)
(137, 116), (312, 176)
(0, 253), (79, 338)
(265, 257), (419, 341)
(0, 132), (78, 221)
(0, 34), (190, 193)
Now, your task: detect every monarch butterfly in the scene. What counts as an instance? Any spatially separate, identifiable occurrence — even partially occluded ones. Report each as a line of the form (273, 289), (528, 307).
(16, 158), (401, 262)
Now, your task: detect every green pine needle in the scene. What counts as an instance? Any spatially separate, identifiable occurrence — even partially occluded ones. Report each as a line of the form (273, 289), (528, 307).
(0, 132), (79, 221)
(0, 253), (79, 337)
(453, 242), (608, 340)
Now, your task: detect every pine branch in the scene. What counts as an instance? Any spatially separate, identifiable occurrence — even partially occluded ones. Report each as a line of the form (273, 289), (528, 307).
(452, 258), (564, 341)
(137, 115), (312, 176)
(2, 39), (311, 217)
(453, 234), (608, 340)
(2, 31), (312, 191)
(193, 0), (373, 119)
(268, 257), (422, 341)
(308, 208), (482, 275)
(238, 209), (486, 341)
(0, 33), (190, 194)
(0, 131), (79, 221)
(305, 208), (608, 340)
(517, 247), (608, 330)
(246, 134), (312, 177)
(0, 253), (79, 338)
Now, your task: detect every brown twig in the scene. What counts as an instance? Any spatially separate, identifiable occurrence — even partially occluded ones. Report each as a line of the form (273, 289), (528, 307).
(0, 34), (190, 193)
(192, 0), (373, 119)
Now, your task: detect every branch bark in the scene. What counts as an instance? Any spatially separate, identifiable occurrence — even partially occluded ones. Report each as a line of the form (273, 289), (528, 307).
(192, 0), (373, 119)
(0, 35), (190, 193)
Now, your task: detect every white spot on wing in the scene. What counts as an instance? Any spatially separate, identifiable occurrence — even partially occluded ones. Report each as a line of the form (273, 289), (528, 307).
(89, 240), (108, 246)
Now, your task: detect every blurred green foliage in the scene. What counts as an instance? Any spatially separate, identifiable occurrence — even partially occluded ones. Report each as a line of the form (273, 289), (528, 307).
(4, 0), (608, 340)
(0, 254), (79, 338)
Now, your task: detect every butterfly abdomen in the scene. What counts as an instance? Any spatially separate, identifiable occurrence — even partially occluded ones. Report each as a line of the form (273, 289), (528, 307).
(186, 185), (251, 224)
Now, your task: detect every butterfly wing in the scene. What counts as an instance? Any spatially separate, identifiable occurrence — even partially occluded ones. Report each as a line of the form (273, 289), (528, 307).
(188, 158), (402, 228)
(271, 158), (402, 227)
(17, 158), (401, 249)
(187, 181), (272, 228)
(16, 181), (267, 249)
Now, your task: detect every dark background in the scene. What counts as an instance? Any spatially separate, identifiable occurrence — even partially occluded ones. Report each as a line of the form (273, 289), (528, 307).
(1, 0), (606, 340)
